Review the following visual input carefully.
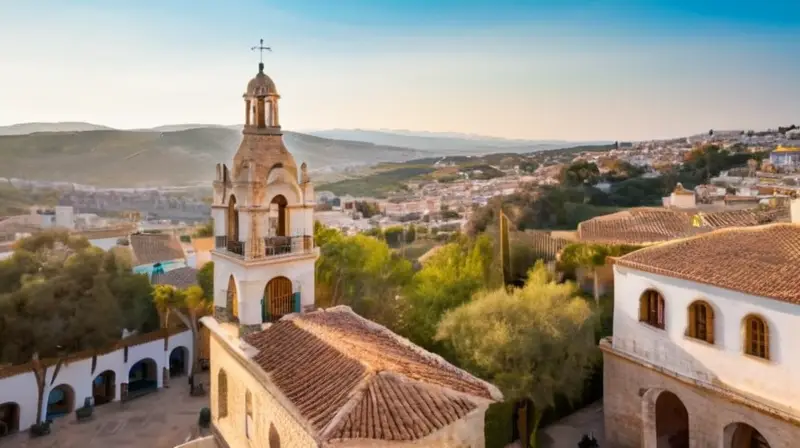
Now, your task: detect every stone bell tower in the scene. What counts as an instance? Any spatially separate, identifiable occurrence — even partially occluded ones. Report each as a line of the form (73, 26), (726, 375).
(210, 56), (318, 337)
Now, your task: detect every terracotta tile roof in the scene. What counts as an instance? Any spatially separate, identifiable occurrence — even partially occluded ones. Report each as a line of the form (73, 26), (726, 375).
(129, 233), (185, 266)
(578, 206), (789, 245)
(615, 223), (800, 304)
(152, 266), (198, 289)
(526, 230), (571, 261)
(243, 306), (501, 442)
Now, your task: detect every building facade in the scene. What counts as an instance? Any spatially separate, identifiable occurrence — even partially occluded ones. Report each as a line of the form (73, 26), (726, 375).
(602, 224), (800, 447)
(209, 60), (318, 337)
(769, 146), (800, 168)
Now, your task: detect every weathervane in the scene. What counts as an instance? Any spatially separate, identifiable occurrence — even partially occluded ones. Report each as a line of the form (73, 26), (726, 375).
(251, 38), (272, 64)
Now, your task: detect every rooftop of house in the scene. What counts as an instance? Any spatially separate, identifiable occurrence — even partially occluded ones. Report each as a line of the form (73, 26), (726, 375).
(129, 232), (185, 266)
(242, 306), (502, 443)
(615, 223), (800, 304)
(152, 266), (198, 289)
(577, 205), (789, 245)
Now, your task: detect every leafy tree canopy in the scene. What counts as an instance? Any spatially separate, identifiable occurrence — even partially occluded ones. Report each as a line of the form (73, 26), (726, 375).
(436, 261), (599, 439)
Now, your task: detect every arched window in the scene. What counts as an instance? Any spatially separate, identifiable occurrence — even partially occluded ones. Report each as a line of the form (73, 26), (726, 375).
(227, 275), (239, 320)
(687, 301), (714, 344)
(217, 369), (228, 418)
(245, 390), (253, 439)
(270, 195), (288, 237)
(227, 195), (239, 242)
(639, 289), (665, 329)
(743, 315), (770, 360)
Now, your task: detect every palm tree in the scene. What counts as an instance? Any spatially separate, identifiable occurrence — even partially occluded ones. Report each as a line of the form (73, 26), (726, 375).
(182, 285), (213, 380)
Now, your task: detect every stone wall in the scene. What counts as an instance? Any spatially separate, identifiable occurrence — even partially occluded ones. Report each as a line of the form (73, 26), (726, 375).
(209, 335), (318, 448)
(603, 345), (800, 448)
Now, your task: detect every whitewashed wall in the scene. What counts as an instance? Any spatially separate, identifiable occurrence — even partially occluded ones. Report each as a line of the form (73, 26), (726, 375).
(0, 330), (193, 432)
(612, 265), (800, 412)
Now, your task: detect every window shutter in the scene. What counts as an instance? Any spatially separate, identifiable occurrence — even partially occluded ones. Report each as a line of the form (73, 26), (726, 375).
(639, 295), (648, 322)
(687, 304), (696, 338)
(706, 305), (715, 344)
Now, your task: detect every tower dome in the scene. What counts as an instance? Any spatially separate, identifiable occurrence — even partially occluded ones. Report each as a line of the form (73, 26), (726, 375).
(245, 63), (278, 97)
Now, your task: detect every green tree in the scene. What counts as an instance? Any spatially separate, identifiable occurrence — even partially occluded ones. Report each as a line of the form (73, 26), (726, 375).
(559, 243), (640, 302)
(398, 234), (500, 353)
(315, 227), (413, 326)
(152, 284), (184, 330)
(435, 262), (599, 447)
(197, 261), (214, 300)
(560, 161), (600, 187)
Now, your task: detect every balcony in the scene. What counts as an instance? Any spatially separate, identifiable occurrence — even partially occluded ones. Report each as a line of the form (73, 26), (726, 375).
(264, 235), (314, 258)
(213, 235), (314, 260)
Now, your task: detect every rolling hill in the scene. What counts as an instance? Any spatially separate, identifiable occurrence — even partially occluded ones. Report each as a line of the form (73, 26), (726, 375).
(0, 122), (114, 135)
(307, 129), (609, 154)
(0, 125), (429, 187)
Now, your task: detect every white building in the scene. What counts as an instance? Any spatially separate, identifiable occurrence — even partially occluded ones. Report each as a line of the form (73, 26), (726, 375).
(209, 60), (318, 337)
(54, 206), (75, 230)
(0, 329), (193, 434)
(603, 223), (800, 448)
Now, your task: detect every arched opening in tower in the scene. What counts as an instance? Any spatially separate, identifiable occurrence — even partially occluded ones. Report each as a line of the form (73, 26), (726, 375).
(271, 194), (288, 237)
(263, 276), (294, 322)
(227, 194), (239, 243)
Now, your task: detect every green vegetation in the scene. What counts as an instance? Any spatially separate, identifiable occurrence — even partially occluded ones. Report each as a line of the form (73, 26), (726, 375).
(320, 166), (436, 197)
(437, 262), (600, 446)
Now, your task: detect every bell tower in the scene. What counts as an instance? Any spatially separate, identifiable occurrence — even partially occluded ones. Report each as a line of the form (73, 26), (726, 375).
(210, 51), (318, 337)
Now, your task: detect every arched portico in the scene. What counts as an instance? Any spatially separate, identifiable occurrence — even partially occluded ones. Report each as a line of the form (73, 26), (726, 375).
(92, 370), (116, 405)
(128, 358), (158, 396)
(641, 388), (689, 448)
(46, 384), (75, 420)
(263, 276), (295, 322)
(169, 346), (189, 377)
(0, 402), (19, 437)
(724, 422), (771, 448)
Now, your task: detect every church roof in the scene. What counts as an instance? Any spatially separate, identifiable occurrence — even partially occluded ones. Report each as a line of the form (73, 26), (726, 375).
(615, 223), (800, 304)
(129, 232), (185, 266)
(577, 206), (789, 245)
(243, 306), (502, 443)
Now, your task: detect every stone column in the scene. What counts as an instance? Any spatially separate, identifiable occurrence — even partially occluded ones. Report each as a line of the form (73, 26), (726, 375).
(245, 100), (251, 126)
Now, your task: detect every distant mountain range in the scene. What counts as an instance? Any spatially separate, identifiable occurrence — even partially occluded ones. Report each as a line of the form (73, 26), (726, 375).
(0, 122), (603, 188)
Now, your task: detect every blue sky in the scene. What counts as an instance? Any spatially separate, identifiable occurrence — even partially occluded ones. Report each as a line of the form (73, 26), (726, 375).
(1, 0), (798, 140)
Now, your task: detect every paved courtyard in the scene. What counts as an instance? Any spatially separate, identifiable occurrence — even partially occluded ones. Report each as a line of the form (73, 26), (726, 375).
(506, 400), (605, 448)
(5, 373), (209, 448)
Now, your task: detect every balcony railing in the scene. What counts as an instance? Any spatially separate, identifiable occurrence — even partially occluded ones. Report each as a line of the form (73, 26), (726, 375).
(214, 235), (314, 260)
(264, 235), (314, 258)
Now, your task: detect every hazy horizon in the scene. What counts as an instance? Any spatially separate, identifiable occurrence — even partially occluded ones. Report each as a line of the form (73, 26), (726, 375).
(2, 0), (799, 141)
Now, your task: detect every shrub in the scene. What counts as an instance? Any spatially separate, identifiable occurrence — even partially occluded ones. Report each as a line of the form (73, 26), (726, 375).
(198, 407), (211, 428)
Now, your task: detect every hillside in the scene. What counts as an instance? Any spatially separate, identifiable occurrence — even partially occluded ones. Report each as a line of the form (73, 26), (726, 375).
(0, 122), (114, 135)
(0, 127), (427, 187)
(308, 129), (608, 154)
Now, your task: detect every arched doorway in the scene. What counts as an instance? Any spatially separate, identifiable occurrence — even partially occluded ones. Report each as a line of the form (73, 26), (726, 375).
(92, 370), (116, 405)
(724, 423), (771, 448)
(46, 384), (75, 420)
(0, 402), (20, 437)
(128, 358), (158, 396)
(169, 346), (189, 377)
(270, 195), (288, 237)
(263, 276), (294, 322)
(227, 275), (239, 320)
(655, 391), (689, 448)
